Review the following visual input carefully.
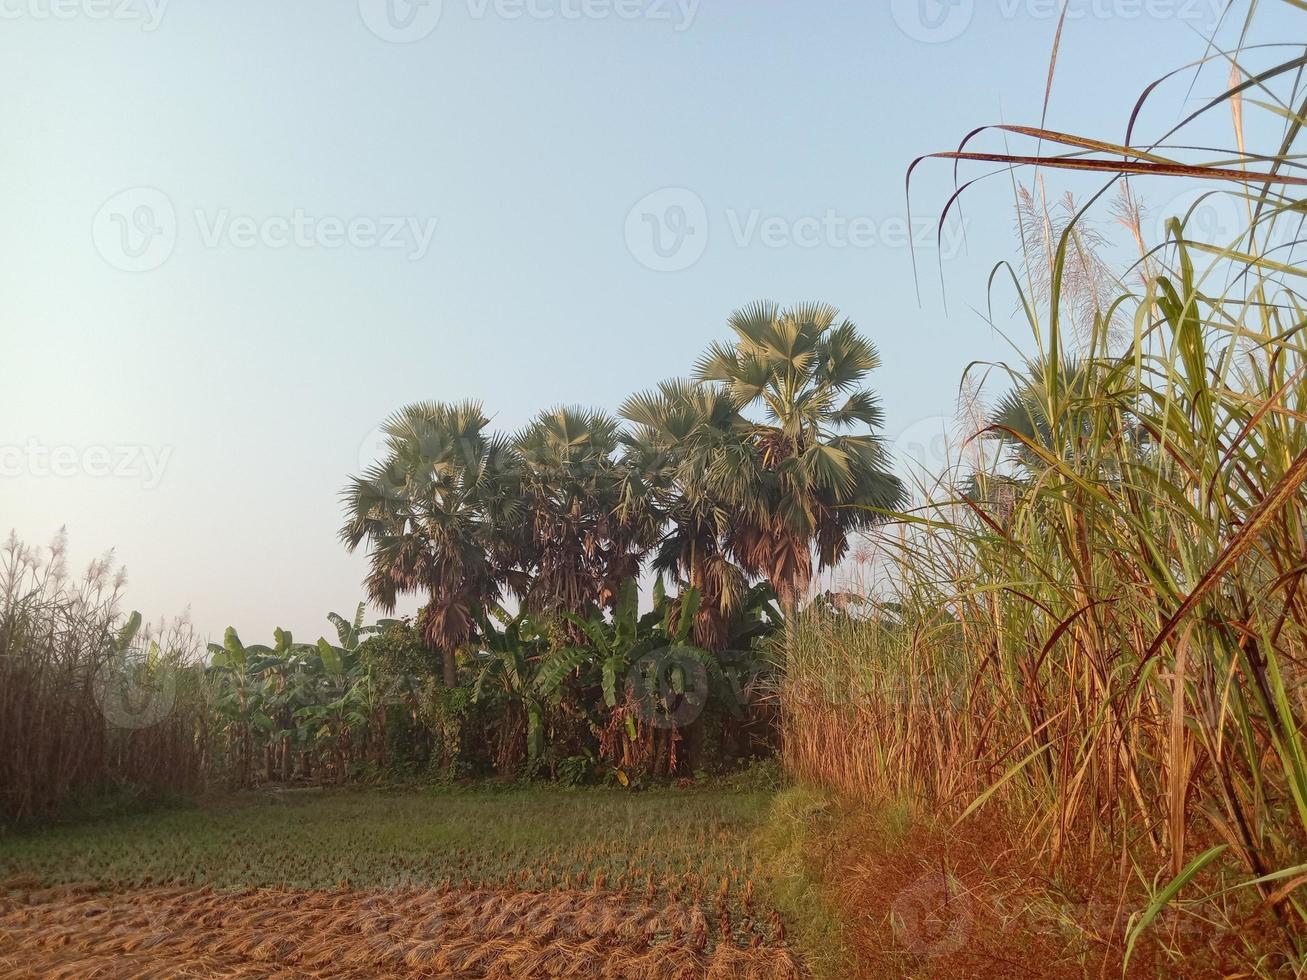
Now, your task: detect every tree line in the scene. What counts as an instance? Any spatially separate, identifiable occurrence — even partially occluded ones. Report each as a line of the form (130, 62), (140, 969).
(340, 300), (904, 681)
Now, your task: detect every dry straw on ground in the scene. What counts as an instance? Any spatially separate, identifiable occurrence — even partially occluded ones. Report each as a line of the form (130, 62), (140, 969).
(0, 880), (802, 979)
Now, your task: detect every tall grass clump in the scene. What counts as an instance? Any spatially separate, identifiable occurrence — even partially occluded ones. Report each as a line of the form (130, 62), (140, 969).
(784, 9), (1307, 969)
(0, 531), (208, 825)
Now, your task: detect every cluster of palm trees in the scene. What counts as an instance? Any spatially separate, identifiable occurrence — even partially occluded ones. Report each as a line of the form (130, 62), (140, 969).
(339, 301), (906, 683)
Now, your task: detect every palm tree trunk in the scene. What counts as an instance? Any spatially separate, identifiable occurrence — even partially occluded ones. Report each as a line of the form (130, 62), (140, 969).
(441, 647), (457, 687)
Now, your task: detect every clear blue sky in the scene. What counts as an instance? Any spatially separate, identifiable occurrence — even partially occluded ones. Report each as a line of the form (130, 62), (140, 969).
(2, 1), (1297, 642)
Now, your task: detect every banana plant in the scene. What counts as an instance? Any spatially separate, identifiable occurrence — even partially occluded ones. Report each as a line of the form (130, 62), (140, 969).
(96, 610), (178, 730)
(312, 604), (402, 699)
(205, 627), (265, 786)
(316, 605), (397, 770)
(207, 627), (320, 784)
(112, 610), (145, 656)
(561, 579), (668, 712)
(627, 582), (726, 730)
(250, 628), (314, 782)
(469, 605), (607, 772)
(716, 581), (784, 714)
(325, 602), (394, 658)
(199, 607), (407, 786)
(294, 682), (370, 784)
(471, 606), (551, 768)
(556, 578), (726, 775)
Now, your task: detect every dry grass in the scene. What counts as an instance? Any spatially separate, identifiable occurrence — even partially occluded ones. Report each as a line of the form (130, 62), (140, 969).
(783, 9), (1307, 973)
(0, 788), (802, 977)
(765, 787), (1279, 979)
(0, 531), (207, 826)
(0, 880), (803, 979)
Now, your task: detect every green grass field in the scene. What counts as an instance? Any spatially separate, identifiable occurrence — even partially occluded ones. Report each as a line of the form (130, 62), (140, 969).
(0, 786), (774, 891)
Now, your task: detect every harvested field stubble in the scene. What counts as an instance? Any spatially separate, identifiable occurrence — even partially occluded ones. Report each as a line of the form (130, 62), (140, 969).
(0, 790), (801, 978)
(0, 882), (802, 979)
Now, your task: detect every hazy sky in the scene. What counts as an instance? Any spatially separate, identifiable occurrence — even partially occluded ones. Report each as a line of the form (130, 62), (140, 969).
(3, 1), (1296, 644)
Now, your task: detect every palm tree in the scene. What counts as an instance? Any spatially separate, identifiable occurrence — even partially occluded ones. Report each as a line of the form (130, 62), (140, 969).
(694, 301), (905, 606)
(987, 357), (1094, 469)
(339, 401), (519, 687)
(965, 357), (1146, 528)
(510, 406), (654, 618)
(470, 603), (605, 775)
(620, 379), (750, 650)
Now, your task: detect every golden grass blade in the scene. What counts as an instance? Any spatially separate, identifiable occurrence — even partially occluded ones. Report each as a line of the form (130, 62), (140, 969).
(928, 151), (1307, 186)
(1145, 444), (1307, 663)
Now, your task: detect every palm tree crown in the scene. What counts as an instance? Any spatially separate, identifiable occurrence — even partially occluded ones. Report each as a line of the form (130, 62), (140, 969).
(511, 406), (653, 617)
(339, 400), (518, 685)
(620, 379), (749, 649)
(695, 301), (904, 603)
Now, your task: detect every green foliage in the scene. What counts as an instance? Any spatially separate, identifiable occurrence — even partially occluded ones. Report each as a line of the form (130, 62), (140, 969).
(0, 787), (775, 893)
(324, 298), (890, 784)
(358, 619), (437, 680)
(195, 582), (782, 790)
(556, 754), (596, 787)
(204, 610), (408, 788)
(752, 787), (855, 980)
(419, 683), (473, 782)
(718, 758), (785, 793)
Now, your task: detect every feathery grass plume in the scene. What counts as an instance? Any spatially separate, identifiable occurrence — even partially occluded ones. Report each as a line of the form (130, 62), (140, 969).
(0, 531), (207, 825)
